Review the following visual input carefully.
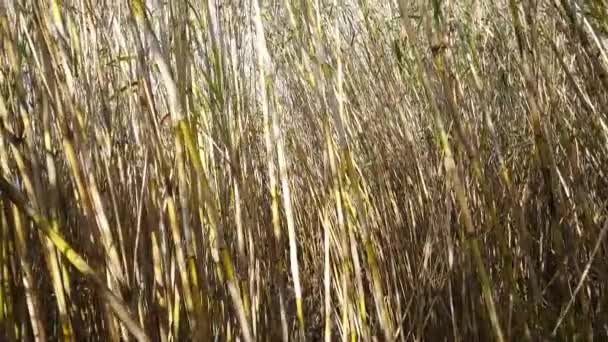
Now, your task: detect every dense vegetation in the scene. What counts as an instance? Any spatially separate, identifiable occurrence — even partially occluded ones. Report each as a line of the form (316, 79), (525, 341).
(1, 0), (608, 341)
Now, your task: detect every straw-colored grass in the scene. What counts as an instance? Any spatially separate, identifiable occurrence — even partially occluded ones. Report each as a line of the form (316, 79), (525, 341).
(1, 0), (608, 340)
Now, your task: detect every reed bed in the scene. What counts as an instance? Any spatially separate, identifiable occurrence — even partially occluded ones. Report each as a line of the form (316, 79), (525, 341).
(1, 0), (608, 340)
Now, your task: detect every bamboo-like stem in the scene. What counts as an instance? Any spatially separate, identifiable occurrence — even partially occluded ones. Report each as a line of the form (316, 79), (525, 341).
(397, 1), (505, 341)
(250, 0), (306, 336)
(128, 2), (252, 340)
(0, 175), (150, 342)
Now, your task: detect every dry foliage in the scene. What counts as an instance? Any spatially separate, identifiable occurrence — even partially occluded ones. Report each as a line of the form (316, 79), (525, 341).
(1, 0), (608, 341)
